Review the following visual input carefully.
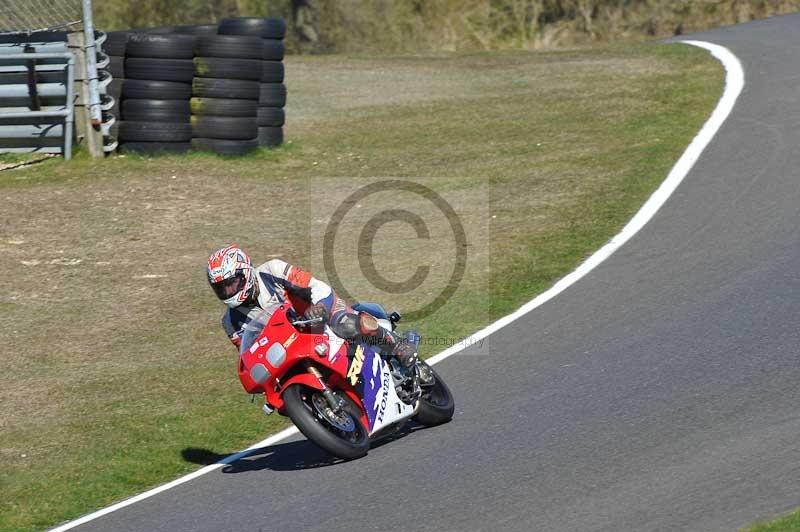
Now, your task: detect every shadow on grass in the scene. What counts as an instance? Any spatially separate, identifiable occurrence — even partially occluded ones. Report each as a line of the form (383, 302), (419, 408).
(181, 421), (429, 472)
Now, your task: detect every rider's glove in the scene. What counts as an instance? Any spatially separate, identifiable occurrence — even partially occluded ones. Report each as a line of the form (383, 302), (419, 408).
(304, 303), (330, 322)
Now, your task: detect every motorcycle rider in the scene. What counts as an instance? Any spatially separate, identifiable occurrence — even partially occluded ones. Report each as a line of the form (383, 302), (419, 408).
(206, 244), (418, 367)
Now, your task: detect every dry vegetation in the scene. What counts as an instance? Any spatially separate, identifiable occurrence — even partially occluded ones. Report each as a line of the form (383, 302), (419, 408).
(94, 0), (800, 52)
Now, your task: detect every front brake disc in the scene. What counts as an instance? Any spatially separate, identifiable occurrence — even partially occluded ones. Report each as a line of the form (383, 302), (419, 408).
(311, 392), (355, 432)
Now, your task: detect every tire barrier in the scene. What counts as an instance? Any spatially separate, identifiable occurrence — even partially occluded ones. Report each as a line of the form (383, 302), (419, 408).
(118, 141), (192, 155)
(103, 31), (129, 56)
(261, 61), (284, 83)
(219, 17), (286, 148)
(121, 79), (192, 100)
(191, 32), (266, 156)
(118, 121), (192, 142)
(258, 126), (283, 147)
(107, 55), (124, 79)
(121, 99), (191, 122)
(125, 33), (196, 59)
(190, 116), (258, 140)
(173, 25), (219, 36)
(193, 57), (263, 81)
(257, 106), (285, 127)
(101, 32), (197, 154)
(191, 77), (259, 100)
(258, 83), (287, 107)
(96, 17), (285, 155)
(262, 39), (285, 61)
(190, 98), (257, 117)
(194, 35), (264, 60)
(218, 17), (287, 40)
(191, 137), (259, 156)
(125, 57), (195, 83)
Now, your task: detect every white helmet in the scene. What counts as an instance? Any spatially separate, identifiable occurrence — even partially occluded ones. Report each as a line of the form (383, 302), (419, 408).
(206, 244), (256, 308)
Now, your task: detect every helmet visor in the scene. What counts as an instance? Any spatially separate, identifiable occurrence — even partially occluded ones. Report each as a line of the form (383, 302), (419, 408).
(211, 272), (246, 301)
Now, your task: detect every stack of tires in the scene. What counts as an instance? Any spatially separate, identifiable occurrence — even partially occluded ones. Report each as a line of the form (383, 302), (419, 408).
(103, 31), (126, 118)
(190, 34), (262, 155)
(174, 24), (219, 36)
(118, 33), (196, 154)
(218, 18), (286, 147)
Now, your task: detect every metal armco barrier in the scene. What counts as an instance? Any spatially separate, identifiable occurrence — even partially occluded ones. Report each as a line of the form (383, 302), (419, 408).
(0, 51), (75, 158)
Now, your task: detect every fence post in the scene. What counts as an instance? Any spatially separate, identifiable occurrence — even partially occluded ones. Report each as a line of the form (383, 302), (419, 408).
(67, 31), (103, 158)
(81, 0), (102, 126)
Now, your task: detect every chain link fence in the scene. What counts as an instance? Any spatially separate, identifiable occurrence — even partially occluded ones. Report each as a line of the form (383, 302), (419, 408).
(0, 0), (103, 158)
(0, 0), (83, 34)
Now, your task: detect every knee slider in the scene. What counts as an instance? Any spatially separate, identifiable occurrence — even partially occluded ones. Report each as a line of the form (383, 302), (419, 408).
(357, 312), (380, 336)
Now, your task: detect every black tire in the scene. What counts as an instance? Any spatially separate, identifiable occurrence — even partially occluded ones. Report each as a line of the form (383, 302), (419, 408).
(194, 35), (263, 60)
(259, 83), (287, 107)
(193, 57), (262, 81)
(191, 116), (257, 140)
(190, 97), (257, 117)
(125, 33), (196, 59)
(119, 142), (191, 155)
(218, 17), (287, 39)
(122, 99), (191, 122)
(191, 137), (258, 156)
(103, 31), (129, 56)
(413, 363), (455, 426)
(261, 61), (284, 83)
(130, 26), (178, 34)
(257, 106), (285, 126)
(106, 120), (119, 139)
(282, 385), (370, 460)
(107, 55), (124, 79)
(106, 78), (123, 101)
(173, 24), (218, 35)
(118, 121), (192, 142)
(105, 104), (120, 120)
(122, 79), (192, 100)
(262, 39), (285, 61)
(125, 58), (195, 83)
(192, 77), (259, 100)
(258, 126), (283, 146)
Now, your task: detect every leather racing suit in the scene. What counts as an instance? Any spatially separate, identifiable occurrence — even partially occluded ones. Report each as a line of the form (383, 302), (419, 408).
(221, 259), (346, 349)
(220, 259), (414, 366)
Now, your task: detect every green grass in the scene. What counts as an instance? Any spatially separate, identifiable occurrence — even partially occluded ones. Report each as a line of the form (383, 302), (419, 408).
(745, 509), (800, 531)
(0, 42), (723, 532)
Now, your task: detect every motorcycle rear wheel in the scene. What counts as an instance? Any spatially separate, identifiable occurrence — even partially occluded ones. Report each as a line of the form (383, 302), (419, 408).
(413, 362), (455, 426)
(283, 385), (370, 460)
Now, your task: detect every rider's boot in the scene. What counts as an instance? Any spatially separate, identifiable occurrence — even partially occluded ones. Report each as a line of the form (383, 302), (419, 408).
(331, 311), (419, 367)
(365, 326), (418, 368)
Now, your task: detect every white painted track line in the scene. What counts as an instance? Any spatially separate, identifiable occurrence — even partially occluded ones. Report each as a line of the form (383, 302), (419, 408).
(49, 40), (744, 532)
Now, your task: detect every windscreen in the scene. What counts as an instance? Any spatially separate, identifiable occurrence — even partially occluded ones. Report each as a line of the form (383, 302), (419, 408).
(238, 302), (282, 356)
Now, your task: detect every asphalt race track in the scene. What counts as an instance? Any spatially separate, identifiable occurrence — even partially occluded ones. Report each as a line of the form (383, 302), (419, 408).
(68, 15), (800, 532)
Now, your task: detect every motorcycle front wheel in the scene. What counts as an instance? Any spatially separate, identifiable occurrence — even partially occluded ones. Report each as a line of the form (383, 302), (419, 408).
(413, 361), (455, 426)
(283, 384), (370, 460)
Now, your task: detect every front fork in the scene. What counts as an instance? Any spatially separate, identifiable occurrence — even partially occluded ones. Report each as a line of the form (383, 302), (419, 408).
(305, 361), (344, 412)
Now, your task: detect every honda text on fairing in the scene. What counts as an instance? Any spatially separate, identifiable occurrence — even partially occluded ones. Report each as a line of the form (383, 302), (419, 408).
(237, 301), (455, 459)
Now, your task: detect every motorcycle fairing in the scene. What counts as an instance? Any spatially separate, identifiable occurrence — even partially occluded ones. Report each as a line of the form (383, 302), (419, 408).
(356, 344), (415, 434)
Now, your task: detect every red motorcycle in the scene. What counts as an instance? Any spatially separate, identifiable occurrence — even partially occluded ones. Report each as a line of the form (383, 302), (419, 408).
(237, 302), (455, 459)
